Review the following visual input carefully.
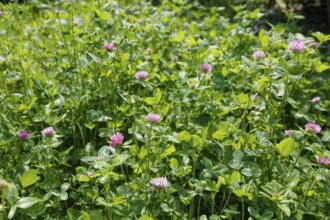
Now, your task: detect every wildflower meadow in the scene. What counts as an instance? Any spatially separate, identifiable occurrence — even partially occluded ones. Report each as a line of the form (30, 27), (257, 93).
(1, 0), (330, 219)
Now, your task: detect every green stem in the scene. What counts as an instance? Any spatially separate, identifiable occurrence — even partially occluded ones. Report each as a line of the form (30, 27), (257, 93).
(289, 138), (307, 175)
(146, 125), (153, 175)
(197, 195), (202, 218)
(295, 167), (320, 212)
(241, 198), (244, 220)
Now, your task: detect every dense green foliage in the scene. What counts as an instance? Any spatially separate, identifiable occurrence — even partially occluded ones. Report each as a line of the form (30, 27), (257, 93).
(1, 0), (330, 219)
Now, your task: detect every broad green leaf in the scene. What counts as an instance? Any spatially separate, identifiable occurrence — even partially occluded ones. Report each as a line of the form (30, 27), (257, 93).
(178, 130), (191, 142)
(138, 215), (153, 220)
(234, 189), (245, 197)
(212, 122), (229, 140)
(98, 11), (110, 21)
(78, 175), (90, 182)
(144, 97), (157, 105)
(155, 88), (162, 103)
(138, 145), (148, 159)
(315, 61), (330, 73)
(20, 170), (38, 188)
(16, 197), (40, 209)
(258, 29), (266, 42)
(312, 32), (330, 43)
(278, 204), (291, 217)
(187, 35), (197, 46)
(236, 93), (249, 104)
(25, 204), (47, 218)
(257, 77), (270, 92)
(81, 211), (90, 220)
(261, 35), (269, 48)
(276, 138), (296, 156)
(229, 171), (241, 186)
(8, 205), (17, 219)
(6, 183), (18, 205)
(165, 145), (176, 156)
(191, 135), (202, 147)
(169, 158), (179, 169)
(88, 210), (104, 220)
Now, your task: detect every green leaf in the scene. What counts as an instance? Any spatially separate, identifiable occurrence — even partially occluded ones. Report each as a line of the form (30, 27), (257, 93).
(25, 204), (46, 218)
(6, 183), (18, 205)
(81, 211), (90, 220)
(278, 204), (291, 217)
(276, 138), (296, 156)
(190, 113), (211, 126)
(164, 145), (176, 156)
(212, 122), (229, 140)
(178, 130), (191, 142)
(67, 208), (81, 220)
(261, 35), (269, 48)
(315, 61), (330, 73)
(16, 197), (40, 209)
(257, 77), (270, 92)
(191, 135), (202, 147)
(8, 205), (17, 219)
(88, 210), (104, 220)
(144, 97), (157, 105)
(138, 145), (148, 159)
(169, 158), (179, 169)
(98, 11), (110, 21)
(234, 189), (245, 197)
(155, 88), (162, 103)
(229, 171), (241, 186)
(20, 170), (38, 188)
(138, 215), (153, 220)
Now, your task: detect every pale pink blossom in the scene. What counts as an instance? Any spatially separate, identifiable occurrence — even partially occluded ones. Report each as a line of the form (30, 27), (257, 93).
(103, 43), (115, 51)
(252, 50), (265, 59)
(305, 122), (321, 134)
(110, 132), (124, 147)
(310, 42), (318, 48)
(317, 156), (329, 165)
(284, 130), (292, 136)
(288, 40), (305, 52)
(42, 126), (55, 137)
(150, 177), (169, 190)
(311, 96), (321, 103)
(147, 113), (160, 123)
(200, 63), (212, 73)
(135, 71), (149, 80)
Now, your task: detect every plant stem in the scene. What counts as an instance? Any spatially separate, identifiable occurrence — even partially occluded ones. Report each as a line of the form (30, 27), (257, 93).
(289, 138), (307, 175)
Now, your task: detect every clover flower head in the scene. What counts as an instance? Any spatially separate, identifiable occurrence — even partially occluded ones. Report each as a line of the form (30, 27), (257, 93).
(147, 113), (160, 123)
(317, 156), (329, 165)
(311, 96), (321, 103)
(103, 43), (115, 51)
(111, 132), (124, 147)
(305, 122), (321, 134)
(42, 126), (55, 137)
(150, 177), (169, 190)
(19, 130), (29, 140)
(200, 63), (212, 73)
(310, 42), (318, 48)
(135, 71), (149, 80)
(288, 40), (305, 52)
(253, 50), (265, 59)
(284, 130), (292, 136)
